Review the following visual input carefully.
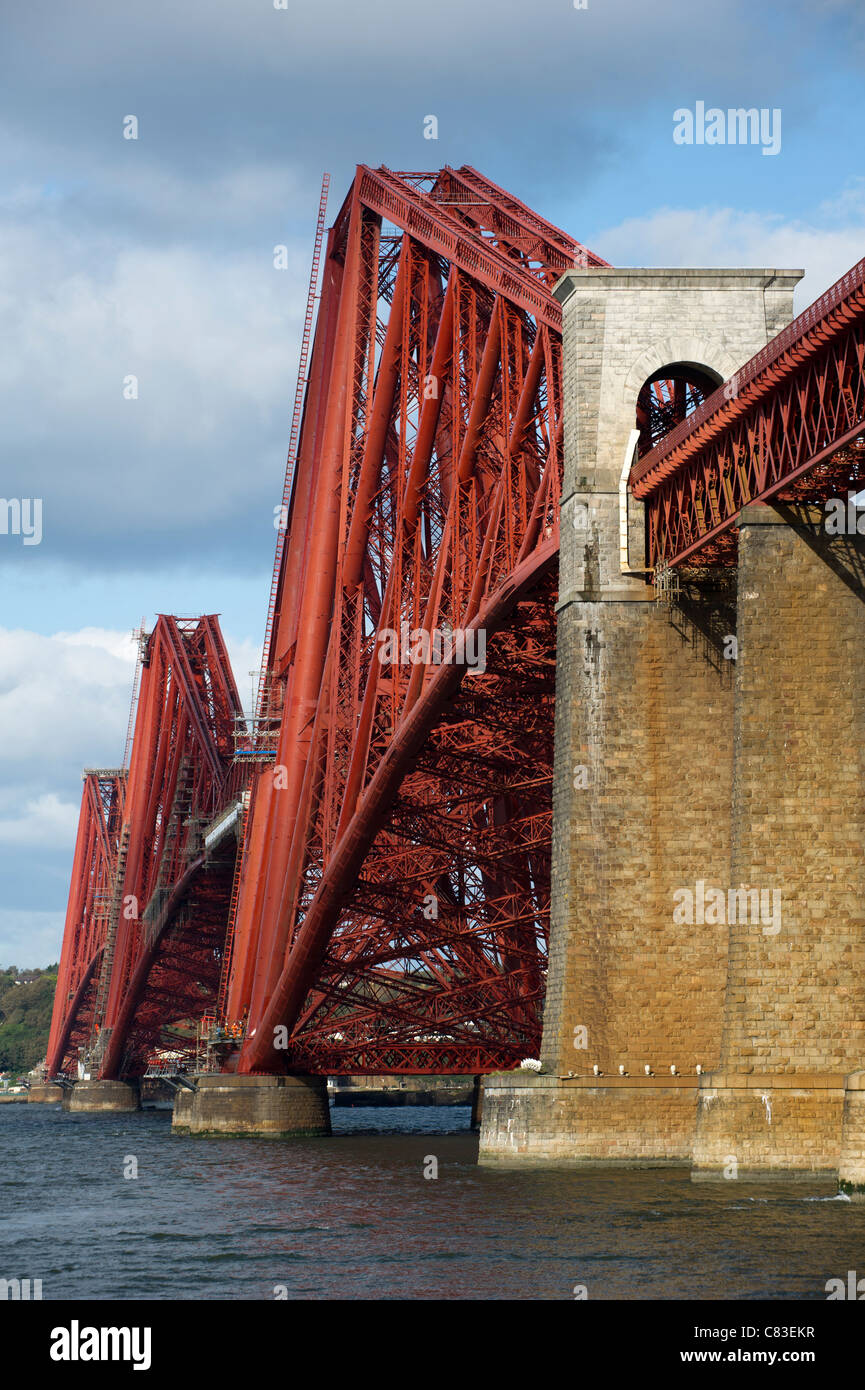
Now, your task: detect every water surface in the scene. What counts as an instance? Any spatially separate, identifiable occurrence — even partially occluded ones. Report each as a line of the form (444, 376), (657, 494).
(1, 1104), (862, 1300)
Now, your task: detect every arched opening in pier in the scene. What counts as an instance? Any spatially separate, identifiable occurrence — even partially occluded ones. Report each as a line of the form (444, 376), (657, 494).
(636, 362), (722, 455)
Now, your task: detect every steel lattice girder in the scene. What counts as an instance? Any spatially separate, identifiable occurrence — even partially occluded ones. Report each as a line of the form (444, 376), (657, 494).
(90, 615), (244, 1078)
(632, 255), (865, 568)
(224, 165), (599, 1074)
(45, 770), (126, 1076)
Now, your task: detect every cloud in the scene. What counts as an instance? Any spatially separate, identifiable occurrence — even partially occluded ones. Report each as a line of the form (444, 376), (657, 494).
(0, 793), (80, 849)
(0, 621), (254, 965)
(0, 625), (133, 959)
(221, 635), (264, 718)
(0, 627), (135, 775)
(54, 626), (142, 664)
(0, 623), (255, 782)
(1, 0), (863, 972)
(593, 184), (865, 311)
(0, 0), (861, 582)
(2, 0), (802, 96)
(3, 0), (856, 204)
(0, 910), (64, 970)
(0, 200), (306, 571)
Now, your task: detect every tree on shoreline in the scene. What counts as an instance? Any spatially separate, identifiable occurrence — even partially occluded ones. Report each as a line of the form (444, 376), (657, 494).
(0, 966), (59, 1074)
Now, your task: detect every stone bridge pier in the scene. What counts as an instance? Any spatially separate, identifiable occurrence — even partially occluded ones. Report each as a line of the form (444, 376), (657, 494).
(692, 505), (865, 1188)
(475, 265), (865, 1187)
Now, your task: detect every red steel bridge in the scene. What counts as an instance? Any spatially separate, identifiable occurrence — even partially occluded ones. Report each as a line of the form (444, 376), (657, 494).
(45, 165), (865, 1082)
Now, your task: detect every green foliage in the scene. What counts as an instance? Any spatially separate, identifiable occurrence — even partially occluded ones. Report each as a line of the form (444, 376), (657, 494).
(0, 966), (59, 1075)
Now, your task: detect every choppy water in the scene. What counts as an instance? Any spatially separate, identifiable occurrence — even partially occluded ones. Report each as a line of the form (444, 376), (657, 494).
(2, 1102), (864, 1300)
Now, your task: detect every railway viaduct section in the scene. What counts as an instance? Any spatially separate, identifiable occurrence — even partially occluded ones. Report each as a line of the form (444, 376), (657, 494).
(41, 166), (865, 1192)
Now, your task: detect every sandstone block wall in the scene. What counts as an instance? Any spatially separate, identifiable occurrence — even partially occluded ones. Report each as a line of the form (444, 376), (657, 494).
(481, 1074), (697, 1165)
(555, 267), (801, 602)
(693, 1076), (846, 1177)
(719, 506), (865, 1074)
(64, 1079), (140, 1112)
(839, 1074), (865, 1196)
(480, 265), (821, 1169)
(543, 598), (733, 1079)
(172, 1074), (331, 1136)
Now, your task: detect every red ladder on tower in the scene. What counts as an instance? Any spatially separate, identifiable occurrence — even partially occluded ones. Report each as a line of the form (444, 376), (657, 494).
(255, 172), (330, 724)
(214, 794), (251, 1025)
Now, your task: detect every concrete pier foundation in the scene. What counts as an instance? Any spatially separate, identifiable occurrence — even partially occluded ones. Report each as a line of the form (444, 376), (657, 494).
(172, 1074), (331, 1137)
(27, 1083), (65, 1103)
(64, 1079), (141, 1112)
(481, 1073), (700, 1165)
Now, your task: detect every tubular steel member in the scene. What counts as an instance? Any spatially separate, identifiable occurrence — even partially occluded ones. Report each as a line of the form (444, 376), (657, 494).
(44, 770), (126, 1077)
(57, 616), (246, 1082)
(632, 255), (865, 569)
(221, 165), (603, 1076)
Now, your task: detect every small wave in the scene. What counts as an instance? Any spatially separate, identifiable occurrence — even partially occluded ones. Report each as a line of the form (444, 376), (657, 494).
(802, 1192), (851, 1202)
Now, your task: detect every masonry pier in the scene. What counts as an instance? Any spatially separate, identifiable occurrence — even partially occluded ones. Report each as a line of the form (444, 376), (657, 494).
(27, 1083), (65, 1103)
(692, 505), (865, 1182)
(480, 263), (820, 1169)
(172, 1074), (331, 1136)
(63, 1079), (140, 1112)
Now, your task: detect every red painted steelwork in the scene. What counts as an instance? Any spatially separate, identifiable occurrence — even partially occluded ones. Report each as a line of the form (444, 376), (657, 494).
(47, 616), (244, 1079)
(223, 165), (588, 1074)
(96, 615), (244, 1078)
(632, 256), (865, 567)
(56, 173), (865, 1082)
(45, 770), (125, 1076)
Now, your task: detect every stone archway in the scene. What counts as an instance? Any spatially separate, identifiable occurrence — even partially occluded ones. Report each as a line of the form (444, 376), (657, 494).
(624, 338), (740, 456)
(635, 361), (721, 455)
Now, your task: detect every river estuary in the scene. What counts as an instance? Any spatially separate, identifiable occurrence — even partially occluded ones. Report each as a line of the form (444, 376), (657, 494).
(2, 1103), (864, 1300)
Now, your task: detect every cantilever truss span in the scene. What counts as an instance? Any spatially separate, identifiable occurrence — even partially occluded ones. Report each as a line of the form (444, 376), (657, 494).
(222, 165), (606, 1075)
(45, 770), (126, 1076)
(55, 169), (865, 1083)
(48, 165), (601, 1081)
(47, 616), (244, 1079)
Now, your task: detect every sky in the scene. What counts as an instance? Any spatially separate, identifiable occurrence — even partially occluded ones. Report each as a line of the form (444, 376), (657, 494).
(1, 0), (863, 966)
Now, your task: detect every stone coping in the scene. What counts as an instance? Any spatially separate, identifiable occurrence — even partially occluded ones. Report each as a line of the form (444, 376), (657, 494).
(483, 1071), (864, 1090)
(483, 1073), (699, 1089)
(192, 1073), (322, 1090)
(738, 503), (790, 525)
(702, 1073), (857, 1090)
(553, 267), (802, 304)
